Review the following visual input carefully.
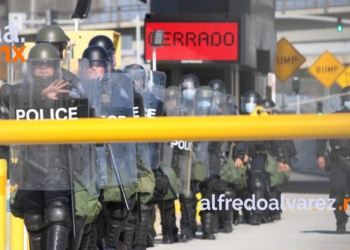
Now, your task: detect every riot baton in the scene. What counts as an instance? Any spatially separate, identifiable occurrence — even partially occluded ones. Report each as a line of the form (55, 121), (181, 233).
(18, 153), (48, 175)
(157, 166), (178, 200)
(137, 192), (142, 222)
(107, 143), (130, 211)
(98, 189), (113, 231)
(68, 149), (77, 238)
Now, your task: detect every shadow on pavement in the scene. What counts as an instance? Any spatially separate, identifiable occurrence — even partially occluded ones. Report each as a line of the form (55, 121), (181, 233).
(301, 230), (350, 235)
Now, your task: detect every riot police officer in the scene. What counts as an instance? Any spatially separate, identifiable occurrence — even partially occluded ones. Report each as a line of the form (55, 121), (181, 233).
(35, 25), (85, 98)
(178, 74), (200, 241)
(316, 86), (350, 234)
(88, 35), (117, 71)
(4, 43), (91, 250)
(80, 45), (137, 250)
(121, 64), (156, 250)
(261, 98), (292, 222)
(241, 91), (270, 225)
(208, 79), (226, 93)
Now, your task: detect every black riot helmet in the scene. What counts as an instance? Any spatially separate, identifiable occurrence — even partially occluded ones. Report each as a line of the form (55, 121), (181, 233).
(27, 43), (62, 87)
(261, 98), (277, 114)
(82, 45), (110, 79)
(35, 25), (68, 59)
(89, 35), (116, 69)
(241, 90), (262, 114)
(208, 79), (226, 93)
(165, 86), (181, 116)
(341, 86), (350, 108)
(180, 74), (200, 100)
(194, 86), (213, 116)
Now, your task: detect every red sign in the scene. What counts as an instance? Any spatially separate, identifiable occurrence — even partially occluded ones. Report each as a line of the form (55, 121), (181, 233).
(144, 22), (239, 61)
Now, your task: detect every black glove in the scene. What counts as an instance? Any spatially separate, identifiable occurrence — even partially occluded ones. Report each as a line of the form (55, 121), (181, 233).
(150, 174), (170, 202)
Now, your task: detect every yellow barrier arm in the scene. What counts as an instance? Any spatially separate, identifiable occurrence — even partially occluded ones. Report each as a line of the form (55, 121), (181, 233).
(0, 114), (350, 145)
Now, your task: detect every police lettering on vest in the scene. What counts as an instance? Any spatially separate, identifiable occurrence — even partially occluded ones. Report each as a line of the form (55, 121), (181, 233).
(15, 107), (78, 120)
(145, 108), (156, 118)
(170, 140), (192, 151)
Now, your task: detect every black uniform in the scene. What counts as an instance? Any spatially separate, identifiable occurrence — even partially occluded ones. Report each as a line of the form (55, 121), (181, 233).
(316, 107), (350, 233)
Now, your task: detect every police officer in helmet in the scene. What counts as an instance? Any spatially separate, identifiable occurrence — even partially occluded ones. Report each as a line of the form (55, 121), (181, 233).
(180, 74), (199, 103)
(177, 74), (200, 241)
(34, 25), (85, 98)
(88, 35), (116, 71)
(241, 91), (269, 225)
(316, 86), (350, 233)
(6, 43), (88, 250)
(208, 79), (226, 93)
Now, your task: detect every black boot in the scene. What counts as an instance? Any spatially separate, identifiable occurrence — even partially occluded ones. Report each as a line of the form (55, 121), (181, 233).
(335, 210), (348, 234)
(88, 223), (97, 250)
(45, 202), (71, 250)
(232, 210), (239, 225)
(212, 214), (219, 234)
(222, 210), (233, 233)
(105, 217), (127, 248)
(250, 178), (265, 226)
(122, 217), (136, 250)
(159, 200), (176, 244)
(27, 229), (47, 250)
(96, 212), (106, 250)
(179, 196), (194, 241)
(79, 223), (91, 250)
(24, 212), (47, 250)
(47, 225), (70, 250)
(134, 205), (152, 250)
(201, 212), (215, 240)
(68, 216), (87, 250)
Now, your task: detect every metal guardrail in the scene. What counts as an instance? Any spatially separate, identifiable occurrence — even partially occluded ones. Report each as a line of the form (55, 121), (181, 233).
(276, 0), (350, 11)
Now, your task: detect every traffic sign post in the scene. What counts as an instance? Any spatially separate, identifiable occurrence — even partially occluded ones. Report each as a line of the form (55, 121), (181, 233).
(308, 51), (345, 88)
(274, 38), (306, 83)
(336, 66), (350, 88)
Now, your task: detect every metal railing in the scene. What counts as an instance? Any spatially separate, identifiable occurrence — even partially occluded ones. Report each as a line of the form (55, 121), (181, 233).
(276, 0), (350, 11)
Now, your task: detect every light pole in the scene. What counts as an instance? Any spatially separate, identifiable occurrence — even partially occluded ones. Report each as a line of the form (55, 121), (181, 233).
(151, 30), (164, 71)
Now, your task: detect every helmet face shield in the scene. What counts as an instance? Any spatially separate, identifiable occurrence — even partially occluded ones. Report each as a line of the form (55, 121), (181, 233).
(27, 58), (62, 88)
(87, 61), (109, 80)
(165, 90), (181, 116)
(241, 96), (259, 114)
(194, 87), (213, 116)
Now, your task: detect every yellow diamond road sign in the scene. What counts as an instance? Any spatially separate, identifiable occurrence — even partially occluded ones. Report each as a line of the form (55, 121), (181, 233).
(308, 51), (345, 88)
(336, 66), (350, 88)
(274, 38), (306, 83)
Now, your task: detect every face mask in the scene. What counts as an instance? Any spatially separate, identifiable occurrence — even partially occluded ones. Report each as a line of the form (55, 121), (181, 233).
(183, 89), (196, 100)
(197, 100), (211, 108)
(344, 101), (350, 110)
(245, 103), (256, 114)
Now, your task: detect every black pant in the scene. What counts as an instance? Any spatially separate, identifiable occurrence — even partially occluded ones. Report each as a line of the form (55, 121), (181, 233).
(17, 190), (69, 213)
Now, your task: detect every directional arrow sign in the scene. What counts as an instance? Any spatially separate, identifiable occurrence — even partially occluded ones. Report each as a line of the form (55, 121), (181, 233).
(274, 38), (306, 83)
(336, 66), (350, 88)
(308, 51), (345, 88)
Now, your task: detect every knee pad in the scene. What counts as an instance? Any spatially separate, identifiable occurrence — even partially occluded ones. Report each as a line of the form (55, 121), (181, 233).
(24, 212), (46, 231)
(82, 223), (91, 235)
(250, 178), (265, 192)
(224, 187), (236, 200)
(140, 203), (152, 213)
(45, 202), (71, 228)
(163, 200), (175, 210)
(109, 205), (129, 220)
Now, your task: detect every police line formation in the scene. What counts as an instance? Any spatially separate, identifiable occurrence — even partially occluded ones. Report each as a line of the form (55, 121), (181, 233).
(0, 25), (349, 250)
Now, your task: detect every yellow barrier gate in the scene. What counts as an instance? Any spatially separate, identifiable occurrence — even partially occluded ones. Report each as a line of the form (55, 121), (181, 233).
(1, 114), (350, 248)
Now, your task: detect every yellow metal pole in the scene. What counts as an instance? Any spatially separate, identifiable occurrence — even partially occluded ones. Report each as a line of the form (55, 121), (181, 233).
(0, 160), (6, 250)
(0, 114), (350, 144)
(10, 215), (24, 250)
